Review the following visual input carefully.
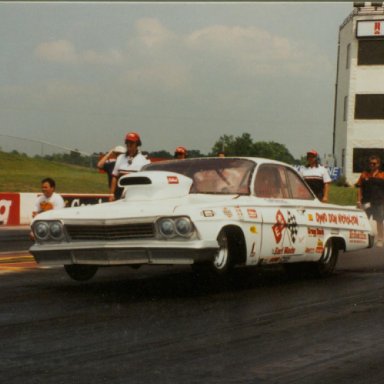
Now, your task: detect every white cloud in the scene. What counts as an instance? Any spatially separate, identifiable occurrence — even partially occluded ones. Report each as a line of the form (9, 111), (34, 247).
(82, 49), (123, 65)
(186, 25), (332, 77)
(122, 63), (190, 91)
(34, 18), (331, 84)
(35, 39), (77, 63)
(134, 17), (176, 48)
(35, 39), (123, 65)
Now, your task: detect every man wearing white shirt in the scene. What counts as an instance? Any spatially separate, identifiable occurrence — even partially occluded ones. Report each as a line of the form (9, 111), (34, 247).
(110, 132), (150, 201)
(300, 150), (331, 202)
(32, 177), (65, 218)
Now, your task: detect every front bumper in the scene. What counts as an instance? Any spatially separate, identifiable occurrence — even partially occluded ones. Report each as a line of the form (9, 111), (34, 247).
(29, 239), (219, 266)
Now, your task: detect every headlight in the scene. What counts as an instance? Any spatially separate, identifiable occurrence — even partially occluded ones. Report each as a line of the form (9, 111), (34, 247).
(33, 220), (65, 242)
(175, 218), (193, 237)
(34, 222), (50, 241)
(157, 217), (195, 239)
(49, 221), (64, 240)
(158, 218), (176, 237)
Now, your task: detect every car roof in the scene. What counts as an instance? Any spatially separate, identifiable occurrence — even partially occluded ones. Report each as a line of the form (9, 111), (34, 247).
(149, 156), (295, 169)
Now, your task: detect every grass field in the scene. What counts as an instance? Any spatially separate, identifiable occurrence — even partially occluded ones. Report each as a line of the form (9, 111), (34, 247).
(0, 151), (109, 194)
(0, 151), (358, 205)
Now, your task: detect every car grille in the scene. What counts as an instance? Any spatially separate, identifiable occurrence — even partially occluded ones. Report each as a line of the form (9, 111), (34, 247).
(65, 223), (156, 241)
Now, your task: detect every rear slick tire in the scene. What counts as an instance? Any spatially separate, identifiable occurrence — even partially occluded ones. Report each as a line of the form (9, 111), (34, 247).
(313, 239), (338, 278)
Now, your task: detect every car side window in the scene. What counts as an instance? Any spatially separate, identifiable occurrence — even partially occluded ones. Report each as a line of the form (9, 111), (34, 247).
(255, 165), (285, 198)
(286, 168), (315, 200)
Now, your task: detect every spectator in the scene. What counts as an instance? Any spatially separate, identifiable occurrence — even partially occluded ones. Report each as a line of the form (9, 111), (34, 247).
(217, 151), (225, 158)
(97, 146), (126, 188)
(32, 177), (65, 218)
(174, 146), (187, 159)
(110, 132), (150, 201)
(300, 150), (331, 202)
(356, 155), (384, 247)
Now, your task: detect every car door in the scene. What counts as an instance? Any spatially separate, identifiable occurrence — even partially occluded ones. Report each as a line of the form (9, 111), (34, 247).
(256, 164), (314, 263)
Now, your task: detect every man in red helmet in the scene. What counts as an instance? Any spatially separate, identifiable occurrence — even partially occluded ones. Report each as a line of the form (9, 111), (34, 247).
(300, 150), (331, 202)
(174, 146), (187, 159)
(109, 132), (150, 201)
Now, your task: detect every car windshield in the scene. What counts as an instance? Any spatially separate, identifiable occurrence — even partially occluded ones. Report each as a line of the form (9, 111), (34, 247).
(144, 158), (255, 195)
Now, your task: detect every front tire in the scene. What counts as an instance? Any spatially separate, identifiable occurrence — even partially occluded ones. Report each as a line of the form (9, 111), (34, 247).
(192, 228), (242, 277)
(212, 230), (233, 274)
(64, 265), (98, 281)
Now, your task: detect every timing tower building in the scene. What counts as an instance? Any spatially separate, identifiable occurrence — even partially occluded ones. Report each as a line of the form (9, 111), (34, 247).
(333, 2), (384, 184)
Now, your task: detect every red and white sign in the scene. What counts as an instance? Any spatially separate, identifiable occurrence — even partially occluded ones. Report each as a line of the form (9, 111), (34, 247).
(167, 176), (179, 184)
(356, 20), (384, 37)
(0, 192), (110, 226)
(0, 193), (20, 225)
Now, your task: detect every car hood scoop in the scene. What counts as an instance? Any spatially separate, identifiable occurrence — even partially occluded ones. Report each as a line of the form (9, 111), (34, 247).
(118, 171), (193, 201)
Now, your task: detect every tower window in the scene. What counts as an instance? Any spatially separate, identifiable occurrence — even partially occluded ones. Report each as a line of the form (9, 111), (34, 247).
(355, 94), (384, 119)
(358, 40), (384, 65)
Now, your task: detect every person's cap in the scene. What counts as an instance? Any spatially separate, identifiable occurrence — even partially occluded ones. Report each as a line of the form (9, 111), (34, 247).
(175, 146), (187, 155)
(307, 150), (318, 157)
(113, 145), (126, 154)
(125, 132), (142, 146)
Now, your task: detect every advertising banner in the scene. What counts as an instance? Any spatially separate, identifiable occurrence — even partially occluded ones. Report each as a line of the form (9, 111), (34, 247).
(0, 193), (110, 226)
(0, 193), (20, 225)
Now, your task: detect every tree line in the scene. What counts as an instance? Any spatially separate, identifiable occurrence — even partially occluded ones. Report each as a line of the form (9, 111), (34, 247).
(8, 132), (299, 168)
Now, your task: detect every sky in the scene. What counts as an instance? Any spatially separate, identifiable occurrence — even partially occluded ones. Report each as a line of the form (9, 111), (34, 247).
(0, 1), (353, 159)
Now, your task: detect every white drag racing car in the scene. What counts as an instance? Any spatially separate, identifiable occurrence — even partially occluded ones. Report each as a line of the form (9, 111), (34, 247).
(29, 157), (373, 281)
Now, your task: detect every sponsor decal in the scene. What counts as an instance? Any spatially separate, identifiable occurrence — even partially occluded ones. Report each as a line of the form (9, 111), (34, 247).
(247, 208), (257, 219)
(63, 195), (109, 207)
(315, 239), (324, 254)
(223, 207), (233, 218)
(314, 212), (359, 226)
(272, 210), (298, 244)
(286, 211), (298, 243)
(308, 213), (314, 222)
(167, 176), (179, 184)
(375, 21), (381, 35)
(250, 242), (256, 257)
(0, 194), (20, 225)
(305, 247), (315, 254)
(269, 257), (281, 263)
(349, 230), (367, 244)
(202, 210), (215, 217)
(272, 210), (286, 243)
(272, 246), (296, 255)
(235, 206), (243, 218)
(349, 230), (367, 240)
(250, 226), (257, 234)
(307, 227), (324, 237)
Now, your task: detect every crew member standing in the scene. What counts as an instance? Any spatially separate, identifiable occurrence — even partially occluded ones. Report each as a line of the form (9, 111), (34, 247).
(109, 132), (150, 201)
(300, 150), (331, 202)
(174, 146), (187, 159)
(32, 177), (65, 218)
(356, 155), (384, 247)
(97, 145), (126, 188)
